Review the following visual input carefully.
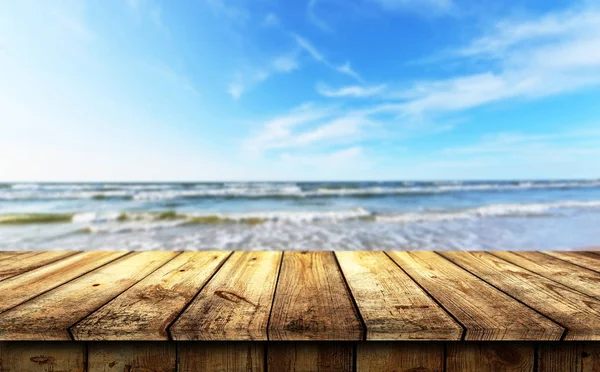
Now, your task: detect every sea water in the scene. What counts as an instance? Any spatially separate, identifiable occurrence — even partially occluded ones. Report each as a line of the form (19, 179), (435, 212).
(1, 180), (600, 251)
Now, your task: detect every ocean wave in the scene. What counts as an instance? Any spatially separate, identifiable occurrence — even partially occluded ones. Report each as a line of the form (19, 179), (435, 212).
(376, 200), (600, 223)
(1, 180), (599, 201)
(2, 201), (600, 227)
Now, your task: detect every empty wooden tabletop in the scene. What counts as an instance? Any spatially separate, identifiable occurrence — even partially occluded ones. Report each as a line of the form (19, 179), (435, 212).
(0, 250), (598, 341)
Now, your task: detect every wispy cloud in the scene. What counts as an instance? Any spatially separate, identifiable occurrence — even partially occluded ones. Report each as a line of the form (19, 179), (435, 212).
(227, 70), (269, 100)
(307, 0), (331, 32)
(272, 53), (300, 72)
(292, 34), (362, 81)
(337, 61), (362, 81)
(395, 7), (600, 116)
(227, 52), (299, 99)
(317, 83), (386, 98)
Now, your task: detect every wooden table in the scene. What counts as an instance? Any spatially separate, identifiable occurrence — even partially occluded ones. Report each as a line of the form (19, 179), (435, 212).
(0, 250), (599, 371)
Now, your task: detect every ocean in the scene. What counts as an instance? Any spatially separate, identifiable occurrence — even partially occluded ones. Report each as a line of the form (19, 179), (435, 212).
(1, 180), (600, 251)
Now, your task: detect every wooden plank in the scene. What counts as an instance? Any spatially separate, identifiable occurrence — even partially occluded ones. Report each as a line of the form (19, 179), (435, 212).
(441, 251), (600, 340)
(0, 251), (178, 340)
(0, 251), (78, 281)
(170, 251), (282, 341)
(267, 342), (353, 372)
(543, 252), (600, 273)
(388, 251), (563, 340)
(0, 251), (28, 262)
(71, 251), (230, 340)
(335, 251), (462, 340)
(87, 342), (176, 371)
(446, 342), (534, 372)
(269, 251), (363, 341)
(493, 251), (600, 300)
(179, 342), (264, 372)
(538, 342), (600, 372)
(0, 251), (128, 313)
(357, 342), (444, 372)
(0, 341), (85, 372)
(582, 342), (600, 372)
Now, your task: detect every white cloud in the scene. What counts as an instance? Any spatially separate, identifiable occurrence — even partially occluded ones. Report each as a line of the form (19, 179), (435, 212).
(272, 54), (299, 72)
(396, 7), (600, 116)
(317, 83), (386, 98)
(227, 82), (244, 99)
(292, 34), (362, 80)
(307, 0), (331, 32)
(293, 34), (327, 63)
(294, 116), (370, 146)
(228, 54), (298, 99)
(262, 12), (280, 27)
(337, 61), (362, 81)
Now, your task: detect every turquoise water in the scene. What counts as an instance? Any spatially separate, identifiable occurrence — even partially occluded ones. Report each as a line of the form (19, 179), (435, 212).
(1, 181), (600, 250)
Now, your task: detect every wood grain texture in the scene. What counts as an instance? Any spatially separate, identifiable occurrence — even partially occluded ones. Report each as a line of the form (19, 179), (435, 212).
(357, 342), (444, 372)
(441, 251), (600, 340)
(446, 342), (534, 372)
(0, 251), (178, 340)
(269, 251), (363, 341)
(493, 251), (600, 300)
(0, 251), (27, 262)
(0, 251), (128, 313)
(0, 341), (85, 372)
(538, 342), (600, 372)
(335, 251), (462, 340)
(267, 342), (353, 372)
(543, 252), (600, 273)
(178, 342), (264, 372)
(170, 251), (282, 341)
(0, 251), (78, 281)
(71, 251), (230, 341)
(87, 342), (176, 372)
(388, 251), (563, 341)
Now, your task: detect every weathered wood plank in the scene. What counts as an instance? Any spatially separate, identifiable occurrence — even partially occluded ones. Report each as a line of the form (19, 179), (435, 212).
(335, 251), (462, 340)
(71, 251), (230, 341)
(170, 251), (282, 341)
(0, 251), (128, 313)
(446, 342), (534, 372)
(267, 342), (353, 372)
(179, 342), (264, 372)
(538, 342), (600, 372)
(543, 252), (600, 273)
(388, 251), (563, 340)
(0, 341), (85, 372)
(441, 251), (600, 340)
(357, 342), (444, 372)
(269, 251), (363, 341)
(87, 342), (176, 371)
(0, 251), (28, 262)
(493, 251), (600, 300)
(0, 251), (78, 282)
(0, 251), (178, 340)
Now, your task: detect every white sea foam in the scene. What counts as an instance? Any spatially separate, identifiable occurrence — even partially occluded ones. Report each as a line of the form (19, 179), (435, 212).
(376, 200), (600, 223)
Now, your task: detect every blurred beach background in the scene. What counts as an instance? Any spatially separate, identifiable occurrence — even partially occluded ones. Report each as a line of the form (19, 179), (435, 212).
(2, 180), (599, 251)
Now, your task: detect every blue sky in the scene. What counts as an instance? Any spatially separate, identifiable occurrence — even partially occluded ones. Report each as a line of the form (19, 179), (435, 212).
(1, 0), (599, 181)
